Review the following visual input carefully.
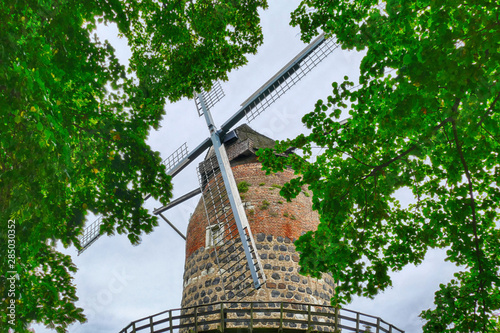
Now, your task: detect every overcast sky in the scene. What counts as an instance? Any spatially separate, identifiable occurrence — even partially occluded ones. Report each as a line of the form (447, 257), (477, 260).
(32, 1), (458, 332)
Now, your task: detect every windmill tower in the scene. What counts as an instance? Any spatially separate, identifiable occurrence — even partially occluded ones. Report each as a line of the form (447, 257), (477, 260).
(77, 32), (405, 332)
(118, 121), (405, 332)
(179, 123), (338, 332)
(182, 124), (335, 310)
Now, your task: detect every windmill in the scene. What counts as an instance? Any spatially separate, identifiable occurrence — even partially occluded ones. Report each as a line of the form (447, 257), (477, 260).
(78, 33), (339, 298)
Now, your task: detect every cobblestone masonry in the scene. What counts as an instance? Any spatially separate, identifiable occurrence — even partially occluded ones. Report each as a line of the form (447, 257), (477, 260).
(182, 163), (335, 309)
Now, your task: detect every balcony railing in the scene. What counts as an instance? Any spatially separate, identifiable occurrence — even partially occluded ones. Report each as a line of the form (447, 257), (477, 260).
(119, 301), (404, 333)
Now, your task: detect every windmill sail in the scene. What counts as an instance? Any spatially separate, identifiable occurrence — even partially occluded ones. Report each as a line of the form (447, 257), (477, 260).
(196, 92), (266, 295)
(78, 35), (338, 255)
(78, 216), (103, 254)
(198, 153), (265, 297)
(195, 81), (225, 117)
(242, 35), (338, 122)
(78, 143), (191, 255)
(220, 33), (338, 132)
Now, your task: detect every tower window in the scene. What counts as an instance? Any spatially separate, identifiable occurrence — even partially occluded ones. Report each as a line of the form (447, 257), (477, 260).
(206, 224), (224, 247)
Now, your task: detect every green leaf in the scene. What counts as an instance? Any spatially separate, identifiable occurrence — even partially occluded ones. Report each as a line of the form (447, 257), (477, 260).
(272, 1), (500, 331)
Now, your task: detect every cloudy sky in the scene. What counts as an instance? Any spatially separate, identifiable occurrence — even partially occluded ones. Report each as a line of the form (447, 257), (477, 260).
(32, 1), (458, 332)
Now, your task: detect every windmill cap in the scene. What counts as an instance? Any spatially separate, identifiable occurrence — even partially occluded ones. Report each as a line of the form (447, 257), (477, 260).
(203, 124), (294, 165)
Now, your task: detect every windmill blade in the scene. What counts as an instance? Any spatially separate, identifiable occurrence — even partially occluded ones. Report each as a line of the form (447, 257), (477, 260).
(78, 142), (196, 254)
(221, 33), (338, 133)
(197, 92), (266, 296)
(195, 81), (225, 116)
(163, 142), (189, 175)
(197, 153), (265, 298)
(165, 137), (212, 178)
(78, 216), (103, 255)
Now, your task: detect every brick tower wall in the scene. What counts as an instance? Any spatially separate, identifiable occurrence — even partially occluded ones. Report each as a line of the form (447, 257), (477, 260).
(181, 163), (334, 308)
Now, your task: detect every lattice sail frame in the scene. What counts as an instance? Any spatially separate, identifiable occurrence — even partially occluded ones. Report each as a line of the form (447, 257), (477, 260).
(195, 81), (225, 117)
(197, 152), (266, 299)
(78, 216), (103, 255)
(162, 142), (188, 172)
(242, 36), (339, 122)
(78, 143), (190, 255)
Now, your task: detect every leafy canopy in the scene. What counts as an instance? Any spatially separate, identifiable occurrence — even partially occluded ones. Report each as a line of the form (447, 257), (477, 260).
(259, 0), (500, 331)
(0, 0), (267, 332)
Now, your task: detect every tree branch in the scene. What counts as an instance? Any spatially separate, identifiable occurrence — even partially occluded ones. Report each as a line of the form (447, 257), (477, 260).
(346, 151), (377, 168)
(450, 101), (486, 324)
(362, 144), (417, 180)
(480, 124), (500, 145)
(324, 117), (453, 229)
(362, 116), (453, 180)
(477, 90), (500, 129)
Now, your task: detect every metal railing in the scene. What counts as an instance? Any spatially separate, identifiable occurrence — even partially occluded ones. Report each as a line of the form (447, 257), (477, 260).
(119, 301), (404, 333)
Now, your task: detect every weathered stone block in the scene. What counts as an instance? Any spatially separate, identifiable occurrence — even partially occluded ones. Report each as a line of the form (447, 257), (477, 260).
(266, 282), (277, 289)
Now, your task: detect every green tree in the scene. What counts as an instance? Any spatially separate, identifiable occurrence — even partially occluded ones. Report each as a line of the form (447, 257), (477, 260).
(0, 0), (267, 331)
(259, 0), (500, 331)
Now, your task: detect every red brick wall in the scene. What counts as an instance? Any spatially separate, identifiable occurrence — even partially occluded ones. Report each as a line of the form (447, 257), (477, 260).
(182, 162), (334, 309)
(185, 163), (319, 259)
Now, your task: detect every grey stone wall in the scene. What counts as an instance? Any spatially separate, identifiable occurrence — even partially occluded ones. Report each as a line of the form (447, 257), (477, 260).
(181, 233), (334, 308)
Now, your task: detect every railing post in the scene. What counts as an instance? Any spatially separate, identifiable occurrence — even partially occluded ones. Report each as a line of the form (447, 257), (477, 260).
(169, 310), (173, 333)
(150, 316), (154, 333)
(220, 303), (225, 333)
(334, 307), (339, 333)
(132, 322), (136, 333)
(250, 302), (253, 332)
(308, 304), (311, 329)
(376, 317), (380, 333)
(279, 302), (283, 332)
(195, 306), (198, 333)
(356, 312), (360, 333)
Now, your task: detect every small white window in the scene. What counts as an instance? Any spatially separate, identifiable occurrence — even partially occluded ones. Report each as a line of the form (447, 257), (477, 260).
(206, 224), (224, 247)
